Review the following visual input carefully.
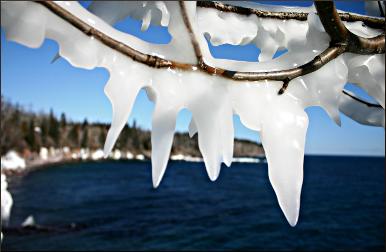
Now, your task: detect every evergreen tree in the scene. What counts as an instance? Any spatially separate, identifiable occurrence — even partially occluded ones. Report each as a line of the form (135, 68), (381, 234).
(25, 118), (38, 151)
(117, 124), (130, 150)
(81, 127), (89, 148)
(82, 118), (88, 130)
(60, 112), (67, 128)
(131, 124), (141, 151)
(98, 126), (107, 148)
(40, 117), (49, 146)
(11, 105), (21, 125)
(21, 121), (29, 138)
(48, 109), (60, 147)
(68, 124), (80, 148)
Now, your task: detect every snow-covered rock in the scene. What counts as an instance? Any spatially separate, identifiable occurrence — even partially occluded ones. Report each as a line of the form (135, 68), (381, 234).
(112, 149), (121, 160)
(91, 149), (104, 160)
(63, 146), (70, 154)
(126, 151), (134, 159)
(39, 147), (48, 160)
(170, 154), (185, 160)
(232, 157), (260, 163)
(1, 174), (13, 226)
(1, 151), (26, 171)
(21, 215), (35, 227)
(80, 148), (89, 160)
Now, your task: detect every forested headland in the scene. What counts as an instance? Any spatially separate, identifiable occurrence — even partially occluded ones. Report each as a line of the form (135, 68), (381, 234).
(1, 96), (264, 159)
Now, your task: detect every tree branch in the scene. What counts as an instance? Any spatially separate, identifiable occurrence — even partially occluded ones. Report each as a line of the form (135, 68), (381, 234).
(178, 2), (204, 65)
(37, 1), (384, 96)
(179, 1), (347, 88)
(196, 1), (386, 29)
(315, 1), (385, 54)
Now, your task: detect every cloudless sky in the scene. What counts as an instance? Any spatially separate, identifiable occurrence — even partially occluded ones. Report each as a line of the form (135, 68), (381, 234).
(1, 1), (384, 156)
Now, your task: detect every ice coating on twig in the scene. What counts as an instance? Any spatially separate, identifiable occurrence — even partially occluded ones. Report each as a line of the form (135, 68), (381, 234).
(1, 1), (384, 226)
(339, 90), (385, 128)
(221, 1), (316, 13)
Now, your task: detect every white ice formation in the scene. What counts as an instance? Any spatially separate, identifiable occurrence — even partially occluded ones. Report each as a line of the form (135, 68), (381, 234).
(1, 151), (26, 171)
(1, 1), (384, 226)
(21, 215), (36, 227)
(1, 174), (13, 226)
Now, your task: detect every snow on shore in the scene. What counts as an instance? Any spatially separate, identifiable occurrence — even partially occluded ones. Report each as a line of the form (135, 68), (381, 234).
(170, 153), (265, 163)
(1, 151), (26, 171)
(1, 173), (13, 230)
(1, 148), (266, 175)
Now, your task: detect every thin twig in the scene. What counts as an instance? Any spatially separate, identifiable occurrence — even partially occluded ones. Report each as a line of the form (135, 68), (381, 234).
(197, 1), (386, 29)
(178, 2), (203, 65)
(342, 90), (383, 108)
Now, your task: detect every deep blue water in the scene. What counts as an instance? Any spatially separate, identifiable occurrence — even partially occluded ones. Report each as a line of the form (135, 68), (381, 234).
(2, 156), (384, 251)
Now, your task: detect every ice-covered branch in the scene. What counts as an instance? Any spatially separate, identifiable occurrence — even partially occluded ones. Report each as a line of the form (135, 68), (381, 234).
(37, 1), (384, 93)
(342, 90), (383, 108)
(197, 1), (385, 29)
(38, 1), (194, 71)
(315, 1), (385, 54)
(340, 90), (385, 127)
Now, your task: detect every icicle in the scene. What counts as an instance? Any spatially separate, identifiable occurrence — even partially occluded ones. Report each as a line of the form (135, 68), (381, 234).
(188, 119), (198, 138)
(141, 9), (152, 31)
(103, 53), (151, 156)
(231, 81), (308, 226)
(155, 1), (170, 27)
(151, 103), (179, 188)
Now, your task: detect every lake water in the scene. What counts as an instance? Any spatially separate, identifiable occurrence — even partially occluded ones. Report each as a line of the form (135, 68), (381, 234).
(2, 156), (384, 251)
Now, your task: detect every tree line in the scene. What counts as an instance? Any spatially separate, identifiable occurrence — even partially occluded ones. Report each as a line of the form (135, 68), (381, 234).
(0, 96), (151, 156)
(1, 96), (264, 157)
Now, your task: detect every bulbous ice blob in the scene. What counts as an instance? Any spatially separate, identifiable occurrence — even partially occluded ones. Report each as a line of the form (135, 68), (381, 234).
(197, 7), (258, 46)
(344, 54), (385, 108)
(1, 1), (47, 48)
(88, 1), (170, 28)
(289, 55), (348, 126)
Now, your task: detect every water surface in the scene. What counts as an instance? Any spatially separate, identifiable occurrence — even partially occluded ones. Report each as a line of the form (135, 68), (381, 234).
(2, 156), (384, 250)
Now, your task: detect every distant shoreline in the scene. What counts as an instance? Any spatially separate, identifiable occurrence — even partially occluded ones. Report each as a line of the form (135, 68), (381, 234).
(3, 151), (382, 178)
(1, 148), (267, 177)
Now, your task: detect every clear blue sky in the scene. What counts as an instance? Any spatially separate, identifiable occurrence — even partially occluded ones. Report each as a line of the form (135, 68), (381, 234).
(1, 1), (384, 156)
